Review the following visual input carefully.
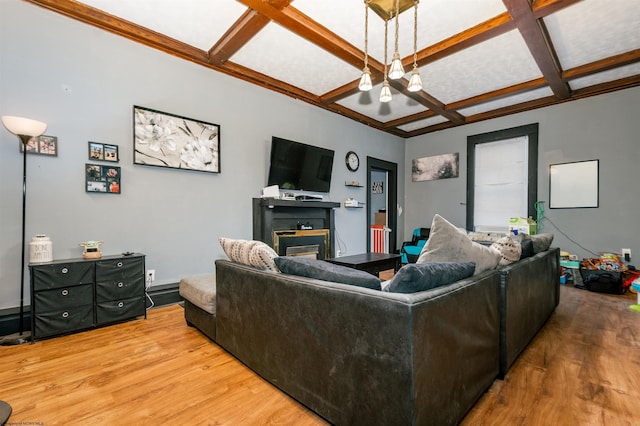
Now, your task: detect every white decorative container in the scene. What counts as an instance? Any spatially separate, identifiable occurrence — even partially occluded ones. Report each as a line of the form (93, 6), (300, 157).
(29, 234), (53, 263)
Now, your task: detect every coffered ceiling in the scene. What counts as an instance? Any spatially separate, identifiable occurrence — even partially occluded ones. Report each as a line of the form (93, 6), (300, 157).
(25, 0), (640, 137)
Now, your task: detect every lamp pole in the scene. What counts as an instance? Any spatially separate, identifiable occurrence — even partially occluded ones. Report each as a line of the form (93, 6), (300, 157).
(18, 134), (30, 338)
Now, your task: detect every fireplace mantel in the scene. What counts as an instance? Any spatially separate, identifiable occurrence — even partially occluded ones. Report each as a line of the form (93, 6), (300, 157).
(252, 198), (340, 258)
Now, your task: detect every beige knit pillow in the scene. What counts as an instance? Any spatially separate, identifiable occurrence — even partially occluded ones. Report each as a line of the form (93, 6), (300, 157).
(219, 237), (279, 271)
(490, 236), (522, 266)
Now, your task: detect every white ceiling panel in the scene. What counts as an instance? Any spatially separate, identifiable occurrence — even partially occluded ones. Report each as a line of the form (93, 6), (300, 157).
(569, 63), (640, 91)
(459, 87), (554, 117)
(398, 115), (450, 133)
(422, 30), (542, 104)
(231, 22), (360, 96)
(544, 0), (640, 70)
(79, 0), (247, 50)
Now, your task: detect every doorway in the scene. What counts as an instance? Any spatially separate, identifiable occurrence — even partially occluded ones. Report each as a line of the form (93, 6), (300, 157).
(366, 157), (398, 254)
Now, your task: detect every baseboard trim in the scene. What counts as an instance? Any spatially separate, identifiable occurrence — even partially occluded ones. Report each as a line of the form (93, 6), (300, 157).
(147, 282), (182, 309)
(0, 283), (182, 337)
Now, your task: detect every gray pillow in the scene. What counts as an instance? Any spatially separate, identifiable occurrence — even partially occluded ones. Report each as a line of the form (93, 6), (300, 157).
(384, 262), (475, 294)
(530, 233), (554, 253)
(274, 257), (381, 290)
(417, 214), (501, 275)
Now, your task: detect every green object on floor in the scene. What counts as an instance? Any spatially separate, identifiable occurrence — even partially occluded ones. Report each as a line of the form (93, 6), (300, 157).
(630, 304), (640, 313)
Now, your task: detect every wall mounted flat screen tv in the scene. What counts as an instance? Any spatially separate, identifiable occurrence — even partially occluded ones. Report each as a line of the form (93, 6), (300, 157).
(267, 137), (334, 193)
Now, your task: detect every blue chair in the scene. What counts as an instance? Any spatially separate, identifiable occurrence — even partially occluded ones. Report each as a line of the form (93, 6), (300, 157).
(400, 228), (430, 264)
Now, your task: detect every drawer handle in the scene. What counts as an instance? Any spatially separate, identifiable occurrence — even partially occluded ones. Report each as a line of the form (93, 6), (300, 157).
(62, 311), (69, 318)
(61, 289), (69, 296)
(118, 302), (124, 308)
(61, 267), (69, 274)
(117, 282), (124, 288)
(116, 262), (123, 268)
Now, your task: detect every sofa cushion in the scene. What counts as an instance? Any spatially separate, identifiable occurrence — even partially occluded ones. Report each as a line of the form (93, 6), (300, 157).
(274, 256), (381, 290)
(384, 262), (475, 294)
(179, 273), (216, 314)
(417, 214), (501, 275)
(530, 233), (554, 253)
(219, 237), (279, 271)
(491, 236), (522, 266)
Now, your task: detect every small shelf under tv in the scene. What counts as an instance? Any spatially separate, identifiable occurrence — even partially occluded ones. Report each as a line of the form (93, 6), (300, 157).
(345, 181), (363, 187)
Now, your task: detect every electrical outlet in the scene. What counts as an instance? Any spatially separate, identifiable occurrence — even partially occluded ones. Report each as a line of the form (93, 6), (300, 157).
(336, 250), (342, 257)
(621, 248), (631, 261)
(146, 269), (155, 282)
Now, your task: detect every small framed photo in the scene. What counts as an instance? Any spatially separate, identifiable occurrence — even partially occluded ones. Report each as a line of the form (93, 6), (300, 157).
(86, 163), (121, 194)
(103, 144), (119, 162)
(20, 135), (58, 156)
(89, 142), (104, 160)
(89, 142), (119, 162)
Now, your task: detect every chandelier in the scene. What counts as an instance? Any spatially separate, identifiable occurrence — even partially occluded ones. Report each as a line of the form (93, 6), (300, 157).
(358, 0), (422, 102)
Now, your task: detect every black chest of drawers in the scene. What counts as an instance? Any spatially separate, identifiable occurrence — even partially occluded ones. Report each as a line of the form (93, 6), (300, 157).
(29, 253), (146, 340)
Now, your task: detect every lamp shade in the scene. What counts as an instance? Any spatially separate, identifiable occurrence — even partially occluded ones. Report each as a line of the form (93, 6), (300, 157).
(1, 116), (47, 137)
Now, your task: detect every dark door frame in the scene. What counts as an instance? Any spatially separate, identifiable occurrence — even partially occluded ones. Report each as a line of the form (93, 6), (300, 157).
(366, 157), (398, 254)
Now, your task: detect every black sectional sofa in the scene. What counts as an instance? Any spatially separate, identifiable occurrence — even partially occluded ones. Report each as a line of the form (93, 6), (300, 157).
(181, 247), (559, 425)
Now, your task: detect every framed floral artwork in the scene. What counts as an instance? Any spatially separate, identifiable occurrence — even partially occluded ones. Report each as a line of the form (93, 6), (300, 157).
(133, 106), (220, 173)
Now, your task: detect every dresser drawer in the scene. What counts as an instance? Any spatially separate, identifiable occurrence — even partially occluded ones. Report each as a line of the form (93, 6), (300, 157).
(96, 257), (144, 282)
(34, 304), (94, 338)
(34, 284), (94, 313)
(32, 262), (94, 291)
(96, 296), (145, 324)
(96, 278), (143, 302)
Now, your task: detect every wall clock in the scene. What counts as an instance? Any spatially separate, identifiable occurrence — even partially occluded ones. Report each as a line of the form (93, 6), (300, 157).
(346, 151), (359, 172)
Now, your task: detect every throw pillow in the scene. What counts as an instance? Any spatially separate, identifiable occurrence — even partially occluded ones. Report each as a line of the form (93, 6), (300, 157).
(513, 233), (534, 259)
(219, 237), (279, 271)
(490, 236), (522, 266)
(385, 262), (475, 294)
(274, 256), (381, 290)
(416, 214), (501, 275)
(530, 233), (554, 253)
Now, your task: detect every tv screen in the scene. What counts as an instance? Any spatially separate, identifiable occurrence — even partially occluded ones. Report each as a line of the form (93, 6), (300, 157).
(267, 137), (334, 193)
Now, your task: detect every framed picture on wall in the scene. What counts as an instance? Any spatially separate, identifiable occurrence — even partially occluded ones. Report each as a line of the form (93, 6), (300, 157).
(133, 105), (220, 173)
(549, 160), (598, 208)
(89, 142), (119, 162)
(20, 135), (58, 156)
(86, 163), (121, 194)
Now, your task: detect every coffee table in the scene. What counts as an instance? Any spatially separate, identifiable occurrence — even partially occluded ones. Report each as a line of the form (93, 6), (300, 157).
(327, 252), (401, 277)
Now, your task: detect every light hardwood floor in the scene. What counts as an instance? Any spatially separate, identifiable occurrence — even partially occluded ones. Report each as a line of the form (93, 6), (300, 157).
(1, 284), (638, 425)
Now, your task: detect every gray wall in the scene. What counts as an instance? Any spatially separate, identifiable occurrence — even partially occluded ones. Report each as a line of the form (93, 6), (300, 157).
(405, 86), (640, 261)
(0, 0), (405, 310)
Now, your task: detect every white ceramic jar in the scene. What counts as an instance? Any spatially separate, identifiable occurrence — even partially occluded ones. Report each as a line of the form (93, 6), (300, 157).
(29, 234), (53, 263)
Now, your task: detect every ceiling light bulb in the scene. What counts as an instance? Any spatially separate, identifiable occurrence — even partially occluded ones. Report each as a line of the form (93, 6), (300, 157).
(388, 52), (405, 80)
(407, 67), (423, 92)
(379, 81), (392, 103)
(358, 67), (373, 91)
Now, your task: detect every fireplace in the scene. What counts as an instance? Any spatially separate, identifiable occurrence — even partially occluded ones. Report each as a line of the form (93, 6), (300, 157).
(253, 198), (340, 258)
(273, 229), (331, 260)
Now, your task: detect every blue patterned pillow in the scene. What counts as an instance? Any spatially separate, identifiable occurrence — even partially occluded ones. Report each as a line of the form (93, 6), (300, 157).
(384, 262), (475, 294)
(274, 257), (381, 290)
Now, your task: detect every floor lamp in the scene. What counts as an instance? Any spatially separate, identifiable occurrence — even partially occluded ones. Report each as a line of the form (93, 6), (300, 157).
(1, 116), (47, 346)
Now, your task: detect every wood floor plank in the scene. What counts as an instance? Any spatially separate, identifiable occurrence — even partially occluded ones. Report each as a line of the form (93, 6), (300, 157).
(1, 284), (638, 425)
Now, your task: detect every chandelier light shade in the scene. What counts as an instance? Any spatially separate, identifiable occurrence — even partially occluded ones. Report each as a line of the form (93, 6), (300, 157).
(358, 67), (373, 91)
(408, 0), (423, 92)
(380, 81), (392, 103)
(407, 66), (423, 92)
(388, 0), (405, 80)
(359, 0), (373, 92)
(380, 19), (391, 102)
(1, 115), (48, 347)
